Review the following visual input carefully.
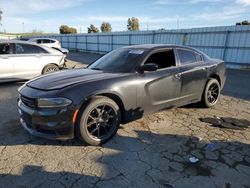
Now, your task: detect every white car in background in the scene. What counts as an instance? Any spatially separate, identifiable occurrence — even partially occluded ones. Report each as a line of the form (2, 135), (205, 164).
(0, 40), (66, 83)
(28, 38), (69, 55)
(28, 38), (61, 49)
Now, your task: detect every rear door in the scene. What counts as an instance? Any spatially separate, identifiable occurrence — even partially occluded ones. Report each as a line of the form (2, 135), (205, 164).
(0, 43), (14, 81)
(176, 48), (208, 102)
(12, 43), (46, 79)
(137, 49), (183, 113)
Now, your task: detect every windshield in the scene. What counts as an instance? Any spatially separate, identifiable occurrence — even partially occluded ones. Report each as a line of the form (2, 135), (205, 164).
(87, 48), (144, 73)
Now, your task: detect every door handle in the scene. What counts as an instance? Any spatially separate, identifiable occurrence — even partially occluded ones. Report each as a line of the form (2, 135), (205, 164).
(174, 73), (181, 79)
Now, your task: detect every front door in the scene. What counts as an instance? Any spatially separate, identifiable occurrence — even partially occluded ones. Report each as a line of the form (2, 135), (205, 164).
(12, 43), (42, 79)
(137, 49), (182, 113)
(0, 43), (14, 81)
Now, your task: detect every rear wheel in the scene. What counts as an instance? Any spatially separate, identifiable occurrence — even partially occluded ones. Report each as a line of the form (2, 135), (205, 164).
(42, 64), (59, 74)
(76, 96), (121, 145)
(201, 78), (220, 108)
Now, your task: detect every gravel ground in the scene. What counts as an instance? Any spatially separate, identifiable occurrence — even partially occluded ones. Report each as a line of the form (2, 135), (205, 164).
(0, 52), (250, 188)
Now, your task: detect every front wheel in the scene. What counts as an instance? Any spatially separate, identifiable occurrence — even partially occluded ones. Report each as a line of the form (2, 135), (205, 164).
(76, 96), (121, 145)
(201, 78), (221, 108)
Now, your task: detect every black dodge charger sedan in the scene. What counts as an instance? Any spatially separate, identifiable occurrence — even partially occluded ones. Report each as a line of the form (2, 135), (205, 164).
(18, 44), (226, 145)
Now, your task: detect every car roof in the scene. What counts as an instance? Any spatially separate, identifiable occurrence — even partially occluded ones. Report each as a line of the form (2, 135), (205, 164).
(0, 39), (38, 44)
(122, 44), (207, 56)
(0, 39), (58, 46)
(123, 44), (193, 50)
(29, 38), (57, 41)
(0, 39), (61, 53)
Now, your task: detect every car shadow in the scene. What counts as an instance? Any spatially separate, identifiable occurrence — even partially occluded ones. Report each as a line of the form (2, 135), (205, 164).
(0, 131), (250, 187)
(180, 102), (205, 109)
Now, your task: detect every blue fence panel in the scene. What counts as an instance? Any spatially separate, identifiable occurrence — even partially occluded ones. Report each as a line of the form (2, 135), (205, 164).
(34, 25), (250, 67)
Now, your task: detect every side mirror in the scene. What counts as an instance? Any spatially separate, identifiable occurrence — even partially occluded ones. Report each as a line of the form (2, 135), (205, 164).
(139, 63), (158, 73)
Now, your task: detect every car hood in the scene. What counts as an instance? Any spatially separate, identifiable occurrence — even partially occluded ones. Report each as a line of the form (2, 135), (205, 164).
(26, 69), (125, 91)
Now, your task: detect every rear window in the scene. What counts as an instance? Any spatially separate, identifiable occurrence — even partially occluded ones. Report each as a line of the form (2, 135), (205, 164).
(177, 49), (202, 65)
(42, 39), (51, 43)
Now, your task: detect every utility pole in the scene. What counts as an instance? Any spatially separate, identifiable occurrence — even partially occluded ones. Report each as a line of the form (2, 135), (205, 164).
(177, 18), (179, 29)
(0, 9), (2, 25)
(22, 22), (24, 33)
(0, 9), (3, 32)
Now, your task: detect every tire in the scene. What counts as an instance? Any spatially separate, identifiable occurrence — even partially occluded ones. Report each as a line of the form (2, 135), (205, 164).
(201, 78), (221, 108)
(42, 64), (59, 74)
(76, 96), (121, 145)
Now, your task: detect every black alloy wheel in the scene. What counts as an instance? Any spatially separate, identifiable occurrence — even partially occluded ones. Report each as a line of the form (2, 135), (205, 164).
(76, 96), (121, 145)
(202, 78), (221, 108)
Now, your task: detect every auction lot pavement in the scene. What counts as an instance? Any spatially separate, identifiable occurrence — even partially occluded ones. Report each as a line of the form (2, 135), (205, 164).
(0, 52), (250, 188)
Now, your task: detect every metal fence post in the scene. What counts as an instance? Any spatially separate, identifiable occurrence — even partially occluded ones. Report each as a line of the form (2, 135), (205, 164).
(85, 35), (88, 51)
(222, 30), (230, 61)
(67, 35), (69, 49)
(97, 34), (99, 53)
(111, 34), (113, 51)
(129, 33), (131, 45)
(152, 31), (155, 44)
(182, 33), (188, 45)
(60, 35), (62, 47)
(75, 34), (78, 51)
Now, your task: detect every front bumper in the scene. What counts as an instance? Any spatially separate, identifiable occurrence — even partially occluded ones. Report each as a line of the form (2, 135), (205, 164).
(17, 98), (75, 141)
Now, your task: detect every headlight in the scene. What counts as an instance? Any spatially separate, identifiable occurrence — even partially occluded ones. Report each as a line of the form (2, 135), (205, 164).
(37, 97), (72, 108)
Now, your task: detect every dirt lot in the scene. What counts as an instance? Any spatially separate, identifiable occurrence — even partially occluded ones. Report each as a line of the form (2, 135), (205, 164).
(0, 52), (250, 188)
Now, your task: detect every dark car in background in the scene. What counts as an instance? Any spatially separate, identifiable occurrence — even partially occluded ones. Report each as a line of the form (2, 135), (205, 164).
(17, 44), (226, 145)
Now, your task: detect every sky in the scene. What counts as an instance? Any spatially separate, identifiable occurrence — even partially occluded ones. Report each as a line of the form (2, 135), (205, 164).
(0, 0), (250, 33)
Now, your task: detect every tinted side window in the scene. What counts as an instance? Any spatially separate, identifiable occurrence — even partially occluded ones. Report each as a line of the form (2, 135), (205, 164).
(0, 43), (11, 54)
(50, 40), (56, 43)
(177, 49), (201, 65)
(43, 39), (51, 43)
(35, 46), (48, 53)
(15, 43), (41, 54)
(195, 54), (203, 62)
(145, 50), (176, 69)
(37, 40), (42, 44)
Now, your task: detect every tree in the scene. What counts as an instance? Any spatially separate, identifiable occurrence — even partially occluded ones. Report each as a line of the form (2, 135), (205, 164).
(100, 22), (112, 32)
(87, 24), (99, 33)
(236, 20), (250, 25)
(127, 17), (139, 31)
(59, 25), (77, 34)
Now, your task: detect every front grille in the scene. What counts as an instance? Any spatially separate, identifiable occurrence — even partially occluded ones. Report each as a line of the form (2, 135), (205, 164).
(21, 95), (37, 108)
